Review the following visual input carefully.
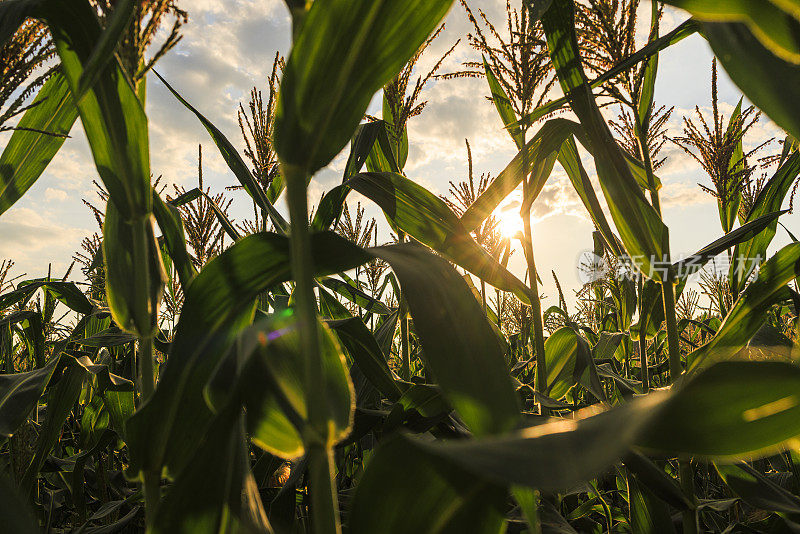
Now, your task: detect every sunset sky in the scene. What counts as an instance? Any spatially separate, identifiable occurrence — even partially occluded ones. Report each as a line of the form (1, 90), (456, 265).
(1, 0), (794, 309)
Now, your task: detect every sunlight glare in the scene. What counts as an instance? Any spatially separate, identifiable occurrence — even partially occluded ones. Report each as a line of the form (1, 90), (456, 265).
(498, 210), (524, 239)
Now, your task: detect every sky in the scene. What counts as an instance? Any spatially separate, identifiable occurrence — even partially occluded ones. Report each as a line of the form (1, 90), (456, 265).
(1, 0), (794, 311)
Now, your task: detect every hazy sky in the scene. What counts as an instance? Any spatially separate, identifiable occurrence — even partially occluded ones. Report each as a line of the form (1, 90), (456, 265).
(1, 0), (794, 309)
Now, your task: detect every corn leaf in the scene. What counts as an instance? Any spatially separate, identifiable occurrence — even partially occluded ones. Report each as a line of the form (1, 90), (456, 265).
(542, 0), (669, 280)
(0, 72), (78, 217)
(715, 462), (800, 517)
(0, 355), (59, 438)
(349, 436), (506, 534)
(731, 151), (800, 292)
(545, 327), (604, 401)
(154, 71), (288, 232)
(702, 21), (800, 144)
(372, 243), (520, 437)
(274, 0), (454, 173)
(386, 361), (800, 493)
(152, 405), (271, 534)
(688, 243), (800, 370)
(125, 232), (371, 480)
(349, 171), (533, 306)
(328, 317), (404, 402)
(662, 0), (800, 63)
(102, 201), (166, 336)
(42, 0), (151, 220)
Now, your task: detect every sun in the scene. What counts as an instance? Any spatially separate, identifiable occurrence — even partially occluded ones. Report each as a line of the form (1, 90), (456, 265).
(498, 210), (524, 239)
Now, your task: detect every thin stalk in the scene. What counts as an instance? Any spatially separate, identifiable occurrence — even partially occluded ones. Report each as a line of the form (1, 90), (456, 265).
(637, 278), (649, 392)
(495, 289), (502, 330)
(399, 298), (411, 381)
(283, 163), (340, 534)
(639, 109), (696, 532)
(138, 335), (154, 400)
(679, 458), (697, 534)
(521, 213), (547, 405)
(131, 218), (159, 527)
(481, 279), (487, 314)
(398, 232), (411, 381)
(518, 127), (548, 414)
(662, 279), (681, 383)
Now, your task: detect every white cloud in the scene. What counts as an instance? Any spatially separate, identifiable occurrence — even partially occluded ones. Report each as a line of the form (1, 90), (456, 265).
(44, 188), (68, 202)
(0, 207), (89, 277)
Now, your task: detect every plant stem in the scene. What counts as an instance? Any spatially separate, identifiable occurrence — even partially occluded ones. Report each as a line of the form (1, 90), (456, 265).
(637, 278), (649, 393)
(284, 163), (340, 534)
(521, 213), (547, 406)
(399, 299), (411, 381)
(138, 336), (154, 401)
(518, 127), (548, 414)
(398, 232), (411, 382)
(662, 278), (681, 383)
(131, 218), (160, 527)
(661, 244), (697, 534)
(639, 114), (696, 532)
(680, 457), (697, 534)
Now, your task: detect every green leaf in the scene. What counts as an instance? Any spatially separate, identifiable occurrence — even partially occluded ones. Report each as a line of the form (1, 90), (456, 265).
(623, 452), (693, 511)
(236, 313), (354, 455)
(125, 232), (371, 480)
(558, 136), (623, 256)
(484, 56), (524, 148)
(688, 243), (800, 370)
(154, 71), (288, 232)
(381, 93), (409, 171)
(21, 354), (87, 497)
(1, 279), (93, 315)
(362, 118), (401, 175)
(637, 2), (662, 127)
(405, 389), (672, 491)
(640, 361), (800, 458)
(716, 462), (800, 518)
(0, 355), (59, 438)
(0, 72), (78, 217)
(731, 152), (800, 292)
(320, 277), (392, 315)
(542, 1), (669, 280)
(723, 99), (744, 231)
(348, 436), (507, 534)
(274, 0), (454, 173)
(153, 189), (197, 290)
(372, 243), (520, 436)
(628, 472), (677, 534)
(102, 200), (166, 337)
(75, 0), (135, 99)
(0, 474), (39, 534)
(702, 21), (800, 145)
(152, 405), (271, 534)
(673, 210), (788, 280)
(348, 171), (532, 305)
(328, 316), (404, 402)
(662, 0), (800, 63)
(311, 120), (398, 232)
(43, 0), (151, 220)
(545, 326), (604, 401)
(382, 361), (800, 496)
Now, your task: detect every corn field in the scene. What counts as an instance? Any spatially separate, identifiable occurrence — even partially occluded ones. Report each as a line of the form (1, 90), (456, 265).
(4, 0), (800, 532)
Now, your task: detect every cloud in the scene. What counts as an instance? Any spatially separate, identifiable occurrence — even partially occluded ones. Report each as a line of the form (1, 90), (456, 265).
(0, 207), (89, 277)
(44, 188), (68, 202)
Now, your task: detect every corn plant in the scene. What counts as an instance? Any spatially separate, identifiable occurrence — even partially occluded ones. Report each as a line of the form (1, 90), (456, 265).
(6, 0), (800, 532)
